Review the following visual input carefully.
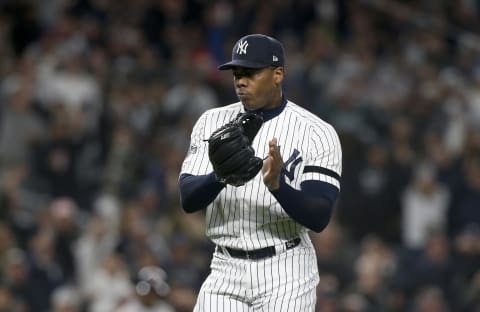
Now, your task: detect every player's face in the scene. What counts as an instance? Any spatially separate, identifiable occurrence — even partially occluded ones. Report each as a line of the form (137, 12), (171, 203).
(232, 66), (284, 111)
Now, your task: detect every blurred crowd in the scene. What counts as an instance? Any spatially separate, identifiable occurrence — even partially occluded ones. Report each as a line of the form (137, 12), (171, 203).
(0, 0), (479, 311)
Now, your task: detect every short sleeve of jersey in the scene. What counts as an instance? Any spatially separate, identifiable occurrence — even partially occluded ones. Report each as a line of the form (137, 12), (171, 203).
(180, 112), (213, 176)
(300, 123), (342, 189)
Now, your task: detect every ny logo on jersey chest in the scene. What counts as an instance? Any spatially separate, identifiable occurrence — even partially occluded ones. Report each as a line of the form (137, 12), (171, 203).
(283, 149), (302, 181)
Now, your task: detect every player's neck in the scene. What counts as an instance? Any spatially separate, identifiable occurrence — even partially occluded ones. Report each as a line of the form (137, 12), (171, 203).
(265, 90), (283, 110)
(249, 93), (287, 122)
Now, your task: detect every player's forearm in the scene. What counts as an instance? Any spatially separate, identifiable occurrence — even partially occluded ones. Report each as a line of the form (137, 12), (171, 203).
(270, 178), (338, 233)
(179, 173), (225, 213)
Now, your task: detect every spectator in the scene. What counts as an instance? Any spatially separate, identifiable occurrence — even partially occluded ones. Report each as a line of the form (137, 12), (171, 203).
(161, 69), (219, 122)
(0, 68), (47, 169)
(401, 163), (450, 250)
(349, 235), (398, 310)
(405, 231), (455, 303)
(116, 266), (174, 312)
(27, 229), (65, 312)
(413, 286), (449, 312)
(349, 143), (400, 242)
(83, 252), (132, 312)
(448, 156), (480, 237)
(0, 283), (24, 312)
(2, 248), (32, 311)
(311, 221), (355, 290)
(74, 213), (116, 295)
(51, 285), (82, 312)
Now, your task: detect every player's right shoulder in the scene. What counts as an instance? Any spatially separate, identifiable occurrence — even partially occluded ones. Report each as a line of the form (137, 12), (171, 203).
(198, 102), (243, 125)
(192, 102), (243, 135)
(202, 102), (243, 118)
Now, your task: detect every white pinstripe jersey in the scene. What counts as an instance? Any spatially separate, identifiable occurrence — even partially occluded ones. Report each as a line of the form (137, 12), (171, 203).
(180, 99), (342, 250)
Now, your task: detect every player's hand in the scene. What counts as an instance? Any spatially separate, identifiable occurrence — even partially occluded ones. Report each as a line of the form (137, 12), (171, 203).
(262, 138), (283, 191)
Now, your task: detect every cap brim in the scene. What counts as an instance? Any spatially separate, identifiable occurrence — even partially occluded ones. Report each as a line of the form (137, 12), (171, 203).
(217, 60), (268, 70)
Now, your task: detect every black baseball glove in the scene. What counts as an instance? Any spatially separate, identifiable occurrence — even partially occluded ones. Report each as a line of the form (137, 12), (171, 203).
(207, 112), (264, 186)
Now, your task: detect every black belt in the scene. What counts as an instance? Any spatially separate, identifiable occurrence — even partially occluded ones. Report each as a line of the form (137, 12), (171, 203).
(219, 238), (301, 260)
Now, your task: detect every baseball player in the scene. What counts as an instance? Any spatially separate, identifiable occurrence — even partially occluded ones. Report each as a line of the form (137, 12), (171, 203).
(179, 34), (342, 312)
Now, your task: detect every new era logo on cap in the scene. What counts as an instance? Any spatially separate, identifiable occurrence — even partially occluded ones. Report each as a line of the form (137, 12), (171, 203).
(218, 34), (285, 70)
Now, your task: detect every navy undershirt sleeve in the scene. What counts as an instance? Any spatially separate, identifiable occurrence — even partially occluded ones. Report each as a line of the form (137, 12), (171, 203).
(270, 176), (339, 233)
(179, 173), (225, 213)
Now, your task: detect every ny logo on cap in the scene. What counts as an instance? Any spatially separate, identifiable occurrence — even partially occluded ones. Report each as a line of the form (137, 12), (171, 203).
(236, 40), (248, 55)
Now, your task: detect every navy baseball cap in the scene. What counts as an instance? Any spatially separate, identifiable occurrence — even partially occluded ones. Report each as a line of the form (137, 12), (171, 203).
(218, 34), (285, 70)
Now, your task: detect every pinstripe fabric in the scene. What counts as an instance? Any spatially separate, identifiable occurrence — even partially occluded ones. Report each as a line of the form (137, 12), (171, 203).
(193, 240), (318, 312)
(181, 99), (342, 311)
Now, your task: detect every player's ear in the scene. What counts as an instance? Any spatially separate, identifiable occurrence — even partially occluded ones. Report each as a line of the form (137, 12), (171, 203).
(272, 67), (284, 85)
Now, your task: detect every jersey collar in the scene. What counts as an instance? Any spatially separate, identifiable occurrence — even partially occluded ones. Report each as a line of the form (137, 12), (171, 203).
(246, 94), (287, 122)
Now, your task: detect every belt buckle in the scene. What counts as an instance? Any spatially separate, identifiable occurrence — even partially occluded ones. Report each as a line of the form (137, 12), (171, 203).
(286, 239), (296, 249)
(245, 251), (250, 260)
